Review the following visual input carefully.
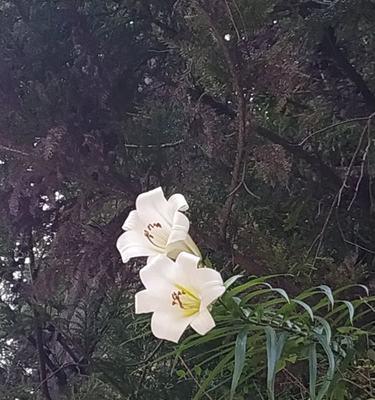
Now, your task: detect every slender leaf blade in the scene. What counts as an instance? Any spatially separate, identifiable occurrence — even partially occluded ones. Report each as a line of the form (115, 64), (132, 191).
(316, 285), (334, 310)
(224, 275), (243, 289)
(315, 316), (332, 345)
(316, 334), (335, 400)
(339, 300), (355, 325)
(193, 350), (234, 400)
(265, 326), (287, 400)
(230, 328), (248, 399)
(292, 299), (314, 321)
(308, 343), (317, 400)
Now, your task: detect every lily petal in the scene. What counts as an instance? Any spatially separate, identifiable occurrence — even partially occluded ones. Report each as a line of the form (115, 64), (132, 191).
(139, 255), (176, 290)
(117, 231), (159, 262)
(122, 210), (141, 231)
(174, 252), (201, 286)
(175, 251), (199, 272)
(167, 211), (190, 245)
(136, 187), (171, 225)
(168, 193), (189, 212)
(196, 268), (225, 307)
(184, 234), (202, 258)
(176, 252), (200, 276)
(190, 308), (216, 335)
(200, 285), (226, 308)
(196, 268), (224, 289)
(151, 311), (192, 343)
(135, 290), (157, 313)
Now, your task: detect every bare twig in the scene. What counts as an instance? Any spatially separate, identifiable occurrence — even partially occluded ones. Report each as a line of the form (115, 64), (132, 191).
(226, 162), (260, 199)
(224, 0), (241, 41)
(135, 341), (163, 399)
(368, 155), (374, 214)
(178, 356), (214, 400)
(337, 125), (368, 207)
(347, 128), (372, 211)
(194, 90), (209, 113)
(310, 193), (338, 266)
(306, 112), (375, 261)
(298, 115), (375, 146)
(231, 0), (247, 36)
(243, 181), (260, 199)
(36, 363), (74, 392)
(282, 369), (309, 396)
(254, 382), (266, 400)
(0, 144), (29, 156)
(124, 139), (184, 149)
(346, 112), (375, 210)
(335, 208), (375, 254)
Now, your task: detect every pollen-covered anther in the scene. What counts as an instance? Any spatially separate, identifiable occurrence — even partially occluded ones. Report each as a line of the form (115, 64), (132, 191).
(143, 222), (166, 249)
(147, 222), (162, 231)
(171, 290), (184, 308)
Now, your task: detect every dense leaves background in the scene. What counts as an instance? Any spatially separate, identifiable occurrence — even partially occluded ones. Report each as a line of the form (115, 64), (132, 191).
(0, 0), (374, 398)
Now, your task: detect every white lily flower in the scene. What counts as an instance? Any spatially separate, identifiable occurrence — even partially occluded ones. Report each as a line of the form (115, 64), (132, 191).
(116, 187), (201, 262)
(135, 252), (225, 343)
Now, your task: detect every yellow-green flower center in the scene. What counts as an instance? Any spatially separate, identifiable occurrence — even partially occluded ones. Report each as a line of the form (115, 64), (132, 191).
(171, 285), (200, 317)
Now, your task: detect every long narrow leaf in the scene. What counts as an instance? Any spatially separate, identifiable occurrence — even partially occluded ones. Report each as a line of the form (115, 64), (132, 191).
(333, 284), (369, 297)
(314, 316), (332, 345)
(308, 343), (317, 400)
(242, 288), (274, 303)
(265, 326), (287, 400)
(293, 299), (314, 321)
(229, 274), (287, 296)
(263, 283), (290, 303)
(230, 328), (248, 399)
(316, 285), (334, 310)
(316, 334), (335, 400)
(339, 300), (355, 325)
(193, 350), (234, 400)
(224, 275), (243, 289)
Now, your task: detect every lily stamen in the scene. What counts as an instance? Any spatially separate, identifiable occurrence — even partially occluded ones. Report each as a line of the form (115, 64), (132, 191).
(143, 222), (168, 249)
(171, 291), (184, 308)
(171, 286), (201, 317)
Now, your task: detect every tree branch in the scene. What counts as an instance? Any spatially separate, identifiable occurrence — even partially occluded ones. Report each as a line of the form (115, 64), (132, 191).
(28, 233), (52, 400)
(197, 1), (248, 239)
(324, 26), (375, 112)
(34, 319), (53, 400)
(124, 139), (184, 149)
(189, 86), (341, 189)
(256, 126), (341, 189)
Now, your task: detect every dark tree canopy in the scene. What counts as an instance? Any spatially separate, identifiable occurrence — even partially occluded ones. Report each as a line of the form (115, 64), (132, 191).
(0, 1), (374, 399)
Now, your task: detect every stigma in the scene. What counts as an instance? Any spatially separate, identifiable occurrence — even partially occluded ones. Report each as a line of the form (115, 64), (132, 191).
(171, 286), (200, 316)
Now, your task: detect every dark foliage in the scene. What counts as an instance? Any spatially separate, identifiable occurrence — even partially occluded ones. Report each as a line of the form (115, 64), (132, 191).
(0, 0), (374, 398)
